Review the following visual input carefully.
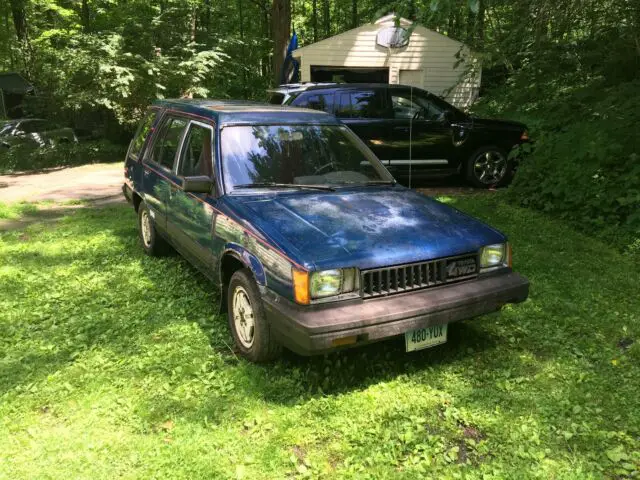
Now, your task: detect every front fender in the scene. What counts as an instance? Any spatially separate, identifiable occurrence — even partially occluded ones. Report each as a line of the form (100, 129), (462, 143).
(221, 243), (267, 286)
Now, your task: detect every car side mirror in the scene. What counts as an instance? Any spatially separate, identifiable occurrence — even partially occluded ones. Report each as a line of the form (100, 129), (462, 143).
(182, 175), (214, 194)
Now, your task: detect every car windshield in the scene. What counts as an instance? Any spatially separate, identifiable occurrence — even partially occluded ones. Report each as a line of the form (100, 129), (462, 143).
(221, 124), (394, 192)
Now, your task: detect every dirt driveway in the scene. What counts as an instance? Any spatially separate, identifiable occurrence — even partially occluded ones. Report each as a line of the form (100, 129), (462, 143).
(0, 162), (125, 205)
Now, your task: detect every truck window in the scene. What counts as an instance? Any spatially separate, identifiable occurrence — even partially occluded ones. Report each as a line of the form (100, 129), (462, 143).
(334, 90), (386, 119)
(292, 92), (334, 114)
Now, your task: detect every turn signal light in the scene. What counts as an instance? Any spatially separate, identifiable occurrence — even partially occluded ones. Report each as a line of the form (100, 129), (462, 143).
(520, 130), (530, 141)
(508, 243), (513, 268)
(293, 269), (310, 305)
(332, 335), (357, 347)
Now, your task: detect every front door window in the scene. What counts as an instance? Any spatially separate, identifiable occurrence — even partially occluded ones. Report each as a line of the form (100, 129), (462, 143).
(178, 123), (214, 178)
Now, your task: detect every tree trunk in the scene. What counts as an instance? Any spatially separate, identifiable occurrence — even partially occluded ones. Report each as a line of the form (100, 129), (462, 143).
(4, 5), (15, 69)
(203, 0), (211, 44)
(271, 0), (291, 85)
(322, 0), (330, 38)
(190, 4), (197, 43)
(351, 0), (357, 28)
(260, 1), (270, 79)
(239, 0), (248, 96)
(9, 0), (32, 76)
(476, 0), (485, 49)
(9, 0), (28, 43)
(81, 0), (90, 32)
(312, 0), (318, 42)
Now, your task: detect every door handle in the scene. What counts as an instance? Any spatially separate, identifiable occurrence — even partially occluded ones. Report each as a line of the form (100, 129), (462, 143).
(393, 126), (410, 132)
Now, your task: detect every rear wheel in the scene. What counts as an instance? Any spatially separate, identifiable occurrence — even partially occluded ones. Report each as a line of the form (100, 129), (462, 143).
(465, 146), (511, 188)
(228, 268), (281, 362)
(137, 202), (170, 256)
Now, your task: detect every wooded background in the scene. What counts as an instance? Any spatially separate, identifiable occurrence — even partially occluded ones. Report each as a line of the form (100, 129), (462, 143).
(2, 0), (640, 250)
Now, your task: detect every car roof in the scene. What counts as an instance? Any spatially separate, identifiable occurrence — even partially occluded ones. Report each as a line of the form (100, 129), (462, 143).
(272, 83), (428, 94)
(152, 98), (340, 126)
(2, 118), (45, 123)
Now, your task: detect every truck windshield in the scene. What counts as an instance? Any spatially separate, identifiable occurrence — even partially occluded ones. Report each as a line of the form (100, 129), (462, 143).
(221, 124), (394, 192)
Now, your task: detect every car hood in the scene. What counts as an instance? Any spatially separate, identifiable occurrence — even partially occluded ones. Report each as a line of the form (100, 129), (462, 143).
(231, 187), (506, 271)
(471, 117), (527, 132)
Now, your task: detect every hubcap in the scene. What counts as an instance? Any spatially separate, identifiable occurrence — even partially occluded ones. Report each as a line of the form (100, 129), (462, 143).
(473, 151), (507, 185)
(141, 210), (152, 247)
(232, 286), (255, 348)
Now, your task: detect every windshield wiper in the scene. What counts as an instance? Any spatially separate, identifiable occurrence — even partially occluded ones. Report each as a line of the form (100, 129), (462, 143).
(333, 180), (397, 186)
(363, 180), (397, 185)
(234, 182), (336, 192)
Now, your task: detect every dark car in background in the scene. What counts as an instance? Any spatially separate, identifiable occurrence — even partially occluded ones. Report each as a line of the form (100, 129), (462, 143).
(123, 99), (529, 362)
(0, 118), (77, 149)
(269, 83), (530, 188)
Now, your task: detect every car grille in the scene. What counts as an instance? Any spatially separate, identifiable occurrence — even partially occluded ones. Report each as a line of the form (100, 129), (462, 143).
(360, 253), (478, 299)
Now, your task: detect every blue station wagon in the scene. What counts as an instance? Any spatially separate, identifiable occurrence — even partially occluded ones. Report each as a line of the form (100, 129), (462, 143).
(123, 99), (529, 362)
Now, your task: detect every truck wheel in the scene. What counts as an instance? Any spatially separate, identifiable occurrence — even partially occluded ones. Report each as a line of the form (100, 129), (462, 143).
(228, 268), (281, 362)
(465, 146), (512, 188)
(138, 202), (170, 256)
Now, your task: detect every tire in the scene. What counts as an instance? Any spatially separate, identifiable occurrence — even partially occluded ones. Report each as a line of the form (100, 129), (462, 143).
(465, 146), (512, 188)
(227, 268), (281, 362)
(137, 201), (170, 256)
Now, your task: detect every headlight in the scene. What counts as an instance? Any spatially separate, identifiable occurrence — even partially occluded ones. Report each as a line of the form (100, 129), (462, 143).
(480, 243), (508, 271)
(309, 268), (357, 300)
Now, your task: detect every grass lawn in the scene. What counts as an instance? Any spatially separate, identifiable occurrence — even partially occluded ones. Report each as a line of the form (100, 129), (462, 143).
(1, 196), (638, 479)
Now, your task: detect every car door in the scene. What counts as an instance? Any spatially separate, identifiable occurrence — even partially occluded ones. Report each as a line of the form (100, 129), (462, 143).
(167, 120), (217, 273)
(333, 88), (396, 164)
(141, 115), (188, 233)
(387, 88), (455, 179)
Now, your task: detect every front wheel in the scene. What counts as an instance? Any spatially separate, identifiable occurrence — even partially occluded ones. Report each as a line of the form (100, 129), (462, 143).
(465, 146), (512, 188)
(227, 269), (281, 362)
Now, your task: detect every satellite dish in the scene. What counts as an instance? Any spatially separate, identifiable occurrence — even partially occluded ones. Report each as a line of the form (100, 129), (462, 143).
(376, 27), (410, 48)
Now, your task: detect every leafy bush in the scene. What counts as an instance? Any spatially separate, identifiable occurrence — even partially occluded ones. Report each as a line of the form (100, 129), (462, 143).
(474, 78), (640, 253)
(0, 140), (127, 174)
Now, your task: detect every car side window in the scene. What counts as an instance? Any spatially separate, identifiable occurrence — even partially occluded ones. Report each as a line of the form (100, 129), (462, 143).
(150, 117), (188, 170)
(177, 123), (214, 178)
(391, 94), (422, 119)
(392, 91), (446, 122)
(292, 92), (334, 113)
(130, 110), (158, 161)
(335, 90), (386, 119)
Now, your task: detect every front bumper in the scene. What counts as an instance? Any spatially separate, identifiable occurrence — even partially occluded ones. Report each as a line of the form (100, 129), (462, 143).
(263, 271), (529, 355)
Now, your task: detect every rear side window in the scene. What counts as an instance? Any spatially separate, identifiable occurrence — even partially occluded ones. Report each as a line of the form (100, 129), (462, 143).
(150, 117), (188, 170)
(130, 110), (158, 161)
(334, 90), (386, 119)
(178, 123), (214, 178)
(292, 92), (334, 113)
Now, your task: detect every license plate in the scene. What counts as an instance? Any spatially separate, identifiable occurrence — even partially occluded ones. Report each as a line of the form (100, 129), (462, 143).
(405, 324), (447, 352)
